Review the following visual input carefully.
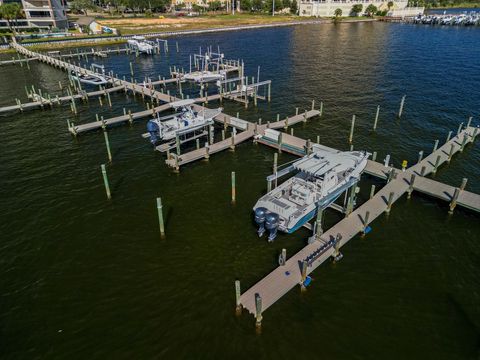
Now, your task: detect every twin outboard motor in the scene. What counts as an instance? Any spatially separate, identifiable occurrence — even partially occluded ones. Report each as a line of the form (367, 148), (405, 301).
(265, 212), (280, 242)
(254, 207), (267, 237)
(146, 120), (160, 145)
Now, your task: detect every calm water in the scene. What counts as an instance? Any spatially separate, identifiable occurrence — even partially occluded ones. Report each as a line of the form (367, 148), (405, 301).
(1, 22), (479, 359)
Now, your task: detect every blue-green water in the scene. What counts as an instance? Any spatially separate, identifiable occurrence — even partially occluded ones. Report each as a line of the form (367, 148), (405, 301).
(1, 22), (479, 359)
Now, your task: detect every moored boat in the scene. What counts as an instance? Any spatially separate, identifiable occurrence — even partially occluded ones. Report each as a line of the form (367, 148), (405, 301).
(253, 149), (370, 241)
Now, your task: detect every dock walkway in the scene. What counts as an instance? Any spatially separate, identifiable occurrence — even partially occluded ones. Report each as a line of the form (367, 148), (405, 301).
(239, 126), (479, 316)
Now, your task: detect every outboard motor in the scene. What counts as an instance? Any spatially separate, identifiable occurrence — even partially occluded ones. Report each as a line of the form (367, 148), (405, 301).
(265, 212), (280, 242)
(146, 120), (160, 144)
(254, 207), (267, 237)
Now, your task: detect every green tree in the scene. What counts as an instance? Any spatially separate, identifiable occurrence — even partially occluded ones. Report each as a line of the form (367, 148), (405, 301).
(365, 4), (377, 16)
(350, 3), (363, 15)
(387, 1), (394, 9)
(283, 0), (291, 10)
(241, 0), (252, 11)
(333, 7), (342, 17)
(70, 0), (96, 15)
(252, 0), (263, 11)
(0, 3), (23, 31)
(290, 0), (297, 14)
(208, 0), (223, 11)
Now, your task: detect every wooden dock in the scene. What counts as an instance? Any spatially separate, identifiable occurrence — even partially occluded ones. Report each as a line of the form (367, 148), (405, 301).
(0, 85), (125, 115)
(239, 125), (480, 317)
(163, 109), (321, 170)
(9, 40), (480, 327)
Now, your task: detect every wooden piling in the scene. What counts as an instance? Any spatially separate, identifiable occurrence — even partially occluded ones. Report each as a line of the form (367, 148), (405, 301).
(319, 101), (323, 117)
(156, 197), (165, 238)
(349, 115), (355, 144)
(103, 130), (112, 162)
(433, 155), (441, 174)
(231, 171), (236, 204)
(417, 150), (424, 163)
(255, 294), (263, 328)
(235, 280), (241, 315)
(300, 260), (308, 291)
(407, 174), (416, 199)
(369, 184), (376, 200)
(460, 134), (468, 152)
(277, 132), (283, 153)
(362, 211), (370, 234)
(386, 191), (394, 214)
(398, 95), (406, 118)
(448, 143), (454, 163)
(449, 187), (461, 214)
(433, 139), (439, 153)
(373, 105), (380, 131)
(446, 131), (452, 143)
(100, 164), (111, 200)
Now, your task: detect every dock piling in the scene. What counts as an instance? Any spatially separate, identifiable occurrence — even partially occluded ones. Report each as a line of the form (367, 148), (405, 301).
(448, 143), (454, 163)
(460, 134), (468, 152)
(316, 207), (324, 236)
(349, 115), (355, 144)
(449, 188), (460, 214)
(460, 177), (468, 191)
(417, 151), (424, 163)
(433, 139), (439, 153)
(100, 164), (111, 200)
(103, 130), (112, 162)
(386, 192), (394, 214)
(255, 294), (262, 328)
(300, 260), (308, 291)
(446, 131), (452, 143)
(319, 101), (323, 117)
(407, 174), (416, 199)
(457, 122), (463, 136)
(231, 171), (236, 204)
(235, 280), (241, 315)
(373, 105), (380, 131)
(156, 197), (165, 238)
(369, 184), (376, 199)
(467, 116), (472, 128)
(398, 95), (406, 118)
(433, 155), (441, 174)
(362, 211), (370, 234)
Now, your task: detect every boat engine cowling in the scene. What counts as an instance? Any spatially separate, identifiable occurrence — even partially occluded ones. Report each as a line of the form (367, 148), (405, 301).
(147, 120), (160, 144)
(254, 207), (268, 237)
(265, 212), (280, 242)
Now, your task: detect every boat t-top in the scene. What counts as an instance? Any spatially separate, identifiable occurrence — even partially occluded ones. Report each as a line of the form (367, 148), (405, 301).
(127, 36), (155, 54)
(69, 70), (108, 86)
(146, 99), (222, 144)
(253, 149), (370, 241)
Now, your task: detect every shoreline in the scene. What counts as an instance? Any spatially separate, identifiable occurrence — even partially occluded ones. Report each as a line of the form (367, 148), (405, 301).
(0, 18), (376, 53)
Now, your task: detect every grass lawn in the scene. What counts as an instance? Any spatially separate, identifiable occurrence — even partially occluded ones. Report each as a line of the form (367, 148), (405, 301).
(99, 13), (314, 34)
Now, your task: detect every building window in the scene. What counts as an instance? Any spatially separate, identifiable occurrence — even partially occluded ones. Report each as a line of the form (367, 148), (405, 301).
(29, 10), (52, 17)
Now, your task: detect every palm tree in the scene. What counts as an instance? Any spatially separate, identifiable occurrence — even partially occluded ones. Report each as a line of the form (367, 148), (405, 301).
(0, 3), (23, 32)
(387, 1), (394, 10)
(334, 8), (342, 17)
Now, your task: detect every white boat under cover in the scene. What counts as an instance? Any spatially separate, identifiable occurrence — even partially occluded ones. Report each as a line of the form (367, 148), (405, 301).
(70, 70), (108, 86)
(146, 104), (222, 144)
(183, 70), (226, 83)
(127, 36), (155, 54)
